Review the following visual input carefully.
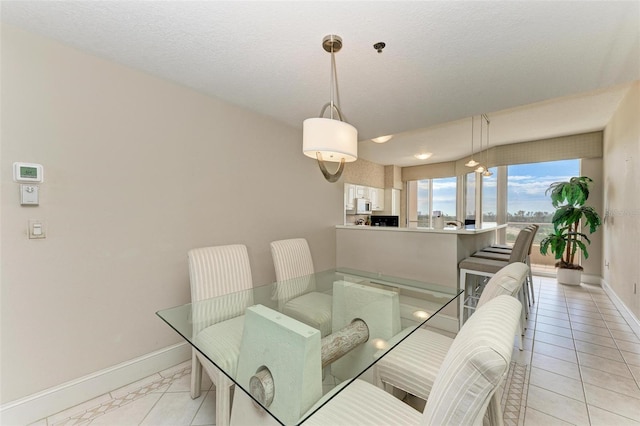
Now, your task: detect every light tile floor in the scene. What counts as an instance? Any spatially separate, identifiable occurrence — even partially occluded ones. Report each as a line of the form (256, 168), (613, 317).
(30, 275), (640, 425)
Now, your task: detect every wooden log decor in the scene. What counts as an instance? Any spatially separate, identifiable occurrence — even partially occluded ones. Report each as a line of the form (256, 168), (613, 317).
(320, 318), (369, 368)
(249, 366), (274, 407)
(248, 318), (369, 407)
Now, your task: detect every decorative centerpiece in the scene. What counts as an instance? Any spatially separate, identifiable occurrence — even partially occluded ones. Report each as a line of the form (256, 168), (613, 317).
(539, 176), (601, 285)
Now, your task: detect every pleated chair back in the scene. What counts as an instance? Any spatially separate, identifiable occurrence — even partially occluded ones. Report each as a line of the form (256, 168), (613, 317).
(508, 228), (532, 263)
(476, 263), (529, 309)
(270, 238), (316, 304)
(270, 238), (315, 281)
(188, 244), (253, 334)
(421, 296), (522, 426)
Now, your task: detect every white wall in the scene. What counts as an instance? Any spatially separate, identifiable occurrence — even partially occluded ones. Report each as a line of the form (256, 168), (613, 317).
(0, 26), (343, 403)
(602, 81), (640, 320)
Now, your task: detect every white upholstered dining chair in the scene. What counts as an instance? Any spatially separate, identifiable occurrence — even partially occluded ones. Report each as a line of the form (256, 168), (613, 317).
(188, 244), (253, 426)
(303, 295), (523, 426)
(372, 262), (529, 424)
(270, 238), (332, 337)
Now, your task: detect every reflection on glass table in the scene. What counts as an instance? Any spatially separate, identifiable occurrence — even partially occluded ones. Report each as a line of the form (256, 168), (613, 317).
(157, 268), (462, 425)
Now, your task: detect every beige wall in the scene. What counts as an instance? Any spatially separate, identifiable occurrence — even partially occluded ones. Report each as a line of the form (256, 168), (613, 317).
(581, 158), (603, 277)
(602, 82), (640, 319)
(0, 26), (344, 403)
(342, 158), (385, 188)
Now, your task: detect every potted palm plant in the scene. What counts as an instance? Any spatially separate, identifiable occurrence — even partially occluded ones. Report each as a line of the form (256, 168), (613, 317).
(539, 176), (601, 285)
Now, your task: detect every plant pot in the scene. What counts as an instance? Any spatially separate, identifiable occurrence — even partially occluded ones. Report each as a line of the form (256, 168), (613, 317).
(557, 268), (582, 286)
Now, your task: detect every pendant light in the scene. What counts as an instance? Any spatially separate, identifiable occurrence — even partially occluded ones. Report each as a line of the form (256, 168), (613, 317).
(482, 114), (493, 177)
(465, 116), (479, 168)
(303, 35), (358, 183)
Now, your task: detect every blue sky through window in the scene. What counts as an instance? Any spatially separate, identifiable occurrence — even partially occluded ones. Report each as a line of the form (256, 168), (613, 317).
(507, 159), (580, 214)
(416, 159), (580, 218)
(417, 177), (457, 217)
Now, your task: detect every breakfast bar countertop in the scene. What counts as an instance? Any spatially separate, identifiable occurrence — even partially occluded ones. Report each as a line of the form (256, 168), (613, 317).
(336, 223), (506, 235)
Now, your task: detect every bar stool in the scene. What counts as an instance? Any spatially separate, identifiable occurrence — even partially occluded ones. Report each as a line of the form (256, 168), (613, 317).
(473, 225), (538, 306)
(458, 228), (531, 328)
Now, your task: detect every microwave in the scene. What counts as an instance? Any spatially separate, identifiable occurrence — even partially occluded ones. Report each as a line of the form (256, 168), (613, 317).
(356, 198), (372, 214)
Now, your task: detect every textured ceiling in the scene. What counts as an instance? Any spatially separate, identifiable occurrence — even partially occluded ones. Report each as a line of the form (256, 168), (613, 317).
(2, 1), (639, 166)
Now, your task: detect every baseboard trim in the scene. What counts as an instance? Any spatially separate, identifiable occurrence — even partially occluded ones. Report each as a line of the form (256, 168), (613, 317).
(427, 314), (459, 333)
(581, 273), (601, 286)
(601, 278), (640, 338)
(530, 268), (602, 286)
(0, 342), (190, 426)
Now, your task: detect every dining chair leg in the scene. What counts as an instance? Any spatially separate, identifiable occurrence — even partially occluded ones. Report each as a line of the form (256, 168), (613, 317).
(459, 268), (468, 328)
(216, 373), (233, 426)
(190, 350), (202, 399)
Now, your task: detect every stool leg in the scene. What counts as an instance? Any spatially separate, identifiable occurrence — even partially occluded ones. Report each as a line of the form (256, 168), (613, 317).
(518, 317), (524, 351)
(459, 269), (467, 329)
(519, 288), (527, 332)
(522, 282), (530, 317)
(527, 258), (535, 305)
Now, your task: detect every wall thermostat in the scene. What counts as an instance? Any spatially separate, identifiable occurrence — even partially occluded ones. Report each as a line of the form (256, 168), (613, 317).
(13, 162), (44, 183)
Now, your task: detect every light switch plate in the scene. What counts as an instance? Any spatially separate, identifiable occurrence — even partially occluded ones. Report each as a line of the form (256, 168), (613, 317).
(28, 219), (46, 239)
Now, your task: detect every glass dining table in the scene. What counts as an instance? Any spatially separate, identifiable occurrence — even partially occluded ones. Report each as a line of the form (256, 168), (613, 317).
(157, 267), (462, 425)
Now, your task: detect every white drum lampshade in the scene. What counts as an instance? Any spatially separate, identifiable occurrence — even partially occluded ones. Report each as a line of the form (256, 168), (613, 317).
(303, 117), (358, 163)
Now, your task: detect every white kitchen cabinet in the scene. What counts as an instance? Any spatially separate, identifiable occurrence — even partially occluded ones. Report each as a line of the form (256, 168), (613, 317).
(346, 184), (385, 211)
(355, 185), (369, 199)
(370, 187), (385, 211)
(344, 183), (356, 210)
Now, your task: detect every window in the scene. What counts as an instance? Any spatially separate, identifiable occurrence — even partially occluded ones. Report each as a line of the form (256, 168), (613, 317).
(465, 172), (476, 222)
(416, 179), (430, 227)
(432, 177), (457, 222)
(482, 168), (497, 223)
(413, 177), (457, 227)
(507, 159), (580, 266)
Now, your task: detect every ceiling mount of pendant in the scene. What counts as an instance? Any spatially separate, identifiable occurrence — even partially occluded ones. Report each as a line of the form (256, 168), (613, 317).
(322, 35), (343, 53)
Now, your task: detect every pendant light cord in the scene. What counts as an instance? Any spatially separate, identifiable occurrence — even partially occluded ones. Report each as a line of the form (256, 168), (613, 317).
(329, 46), (334, 119)
(485, 115), (490, 165)
(329, 45), (342, 121)
(471, 116), (474, 154)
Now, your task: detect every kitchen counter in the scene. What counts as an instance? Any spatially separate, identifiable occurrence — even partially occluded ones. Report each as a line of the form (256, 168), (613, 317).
(336, 223), (505, 235)
(336, 223), (505, 331)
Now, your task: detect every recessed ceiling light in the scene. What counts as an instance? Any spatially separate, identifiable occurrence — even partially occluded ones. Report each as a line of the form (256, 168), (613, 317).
(414, 152), (432, 160)
(371, 135), (393, 143)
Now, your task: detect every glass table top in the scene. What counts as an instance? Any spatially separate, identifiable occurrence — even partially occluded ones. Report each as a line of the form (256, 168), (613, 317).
(157, 267), (462, 425)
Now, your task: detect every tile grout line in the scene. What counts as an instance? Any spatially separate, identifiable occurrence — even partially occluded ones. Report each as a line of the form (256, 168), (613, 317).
(582, 286), (640, 423)
(517, 277), (542, 426)
(563, 283), (593, 426)
(561, 284), (640, 423)
(528, 278), (595, 424)
(591, 289), (640, 392)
